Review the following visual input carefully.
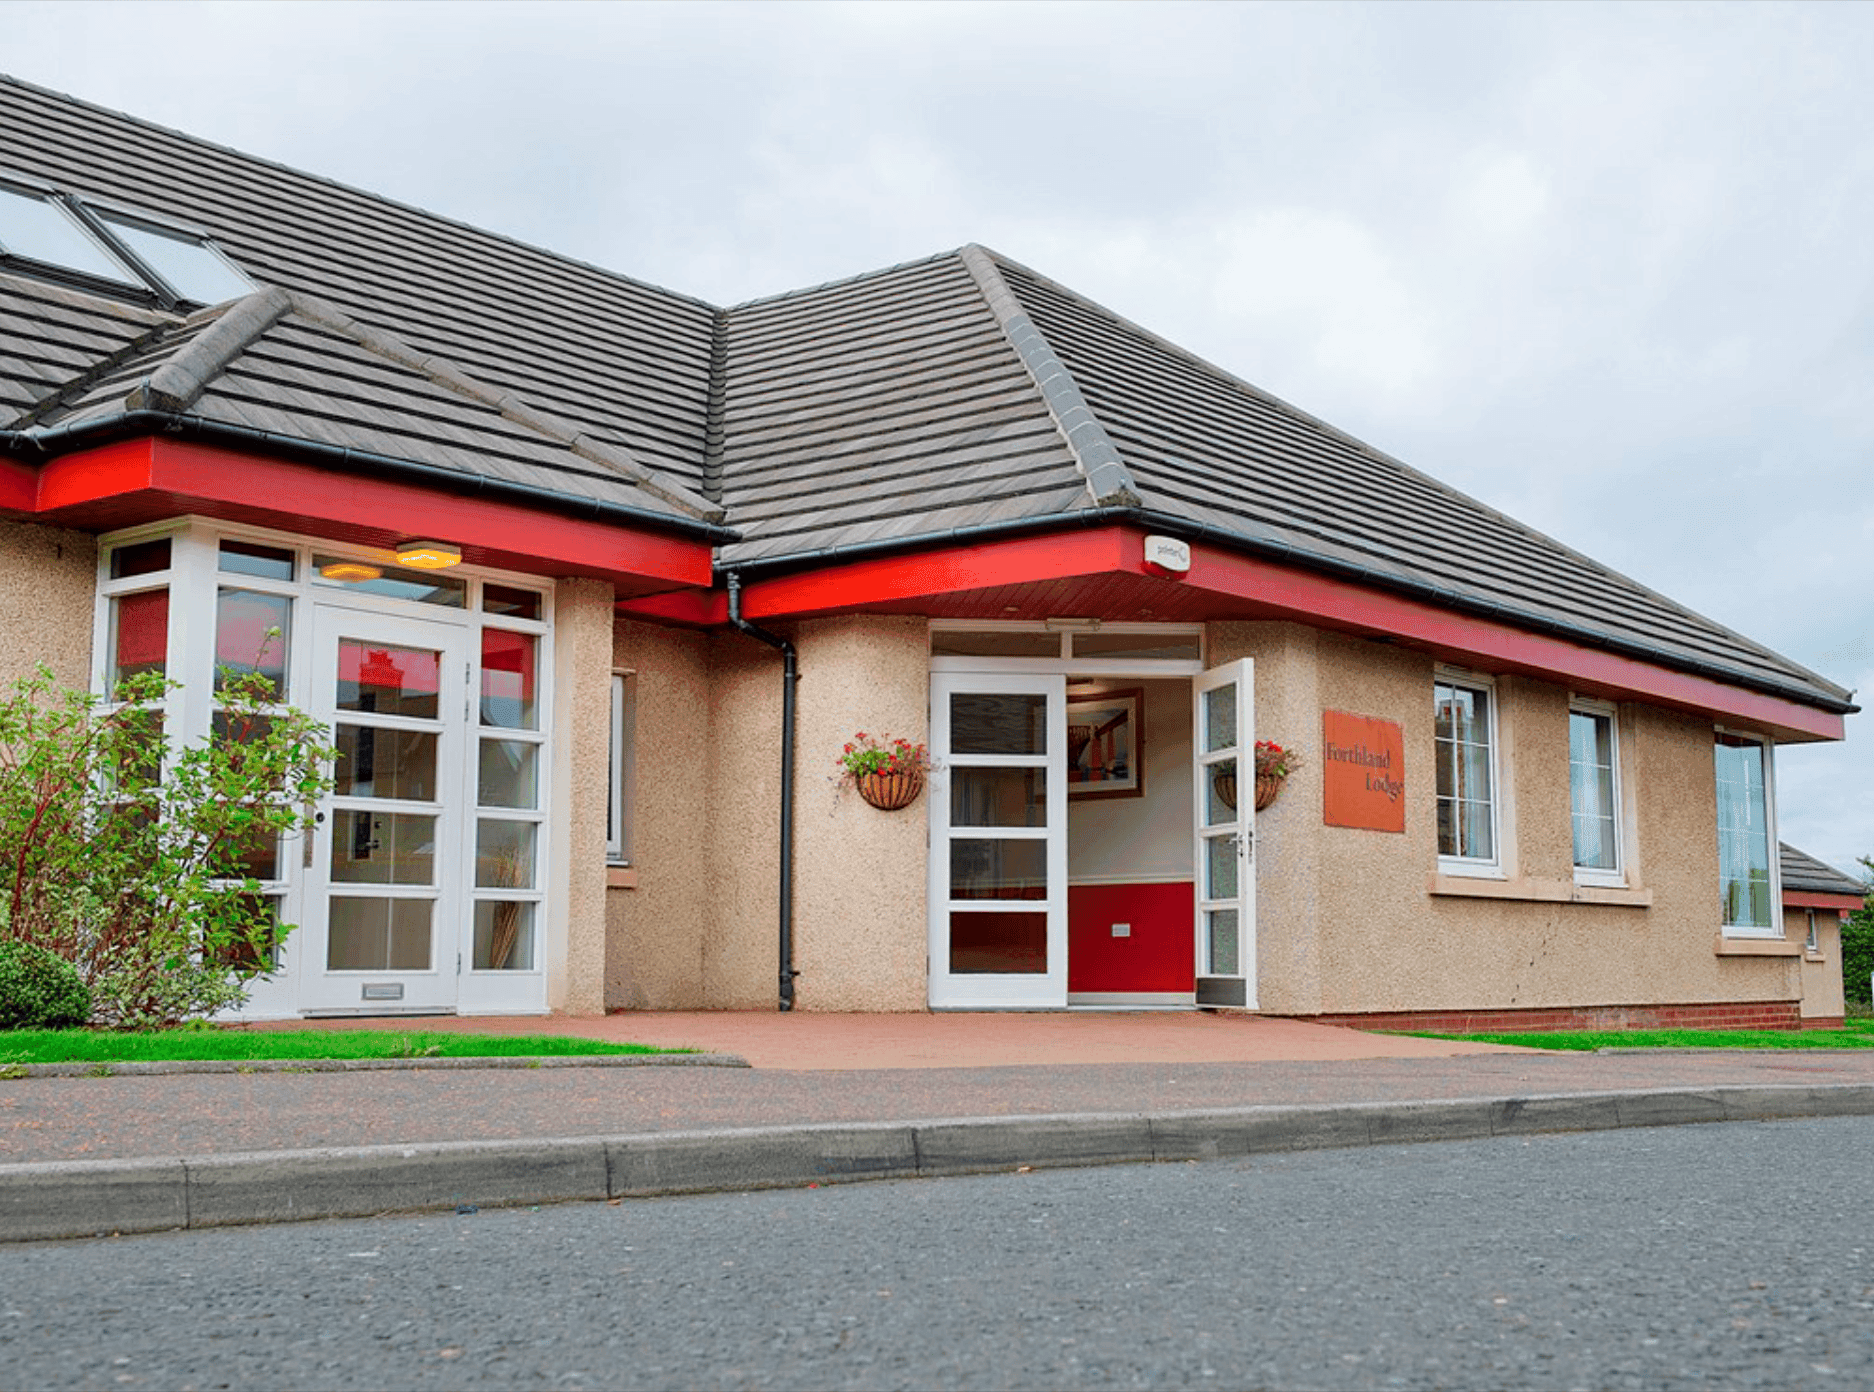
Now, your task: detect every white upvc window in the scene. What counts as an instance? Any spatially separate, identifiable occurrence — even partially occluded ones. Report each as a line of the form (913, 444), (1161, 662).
(1715, 729), (1779, 936)
(607, 671), (636, 866)
(1569, 699), (1623, 886)
(1435, 671), (1500, 875)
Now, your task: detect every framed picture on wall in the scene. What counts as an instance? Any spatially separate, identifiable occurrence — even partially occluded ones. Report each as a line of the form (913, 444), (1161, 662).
(1066, 687), (1143, 799)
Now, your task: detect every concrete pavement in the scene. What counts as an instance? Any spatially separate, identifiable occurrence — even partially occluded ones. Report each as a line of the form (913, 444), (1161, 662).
(5, 1011), (1874, 1243)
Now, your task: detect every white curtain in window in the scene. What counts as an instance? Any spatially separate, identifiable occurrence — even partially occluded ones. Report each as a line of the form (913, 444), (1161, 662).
(1714, 736), (1772, 928)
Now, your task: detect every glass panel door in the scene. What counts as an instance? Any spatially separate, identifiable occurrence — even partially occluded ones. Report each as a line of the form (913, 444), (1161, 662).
(1193, 660), (1256, 1008)
(929, 672), (1067, 1008)
(303, 607), (469, 1012)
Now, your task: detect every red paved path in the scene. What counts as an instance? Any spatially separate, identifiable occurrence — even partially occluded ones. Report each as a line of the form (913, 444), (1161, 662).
(5, 1012), (1873, 1165)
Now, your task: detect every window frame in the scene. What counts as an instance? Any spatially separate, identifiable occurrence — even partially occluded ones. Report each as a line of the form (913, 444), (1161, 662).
(1568, 697), (1624, 887)
(1713, 727), (1780, 938)
(1434, 668), (1502, 878)
(607, 670), (636, 867)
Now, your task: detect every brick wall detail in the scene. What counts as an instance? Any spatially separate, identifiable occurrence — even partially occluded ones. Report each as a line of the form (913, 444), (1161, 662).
(1293, 1000), (1804, 1033)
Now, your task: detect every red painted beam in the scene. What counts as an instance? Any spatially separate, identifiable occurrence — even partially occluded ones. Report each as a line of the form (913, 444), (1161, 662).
(730, 527), (1845, 741)
(27, 437), (715, 590)
(1783, 891), (1862, 913)
(616, 587), (729, 626)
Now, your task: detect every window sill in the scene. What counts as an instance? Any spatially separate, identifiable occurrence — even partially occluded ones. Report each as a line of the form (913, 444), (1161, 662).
(1712, 934), (1801, 957)
(1427, 874), (1653, 907)
(1804, 951), (1827, 964)
(606, 865), (638, 890)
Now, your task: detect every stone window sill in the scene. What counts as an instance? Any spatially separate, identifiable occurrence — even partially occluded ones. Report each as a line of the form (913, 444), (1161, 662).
(1427, 874), (1652, 908)
(607, 865), (638, 890)
(1712, 934), (1802, 957)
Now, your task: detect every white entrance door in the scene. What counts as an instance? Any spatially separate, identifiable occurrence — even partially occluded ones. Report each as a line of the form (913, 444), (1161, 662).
(929, 672), (1067, 1008)
(1193, 660), (1256, 1008)
(302, 607), (470, 1013)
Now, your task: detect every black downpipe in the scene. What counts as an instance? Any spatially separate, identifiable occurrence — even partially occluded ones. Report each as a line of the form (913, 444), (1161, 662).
(726, 571), (799, 1011)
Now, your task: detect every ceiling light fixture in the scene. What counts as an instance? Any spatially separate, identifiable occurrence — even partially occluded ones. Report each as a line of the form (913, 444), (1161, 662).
(319, 560), (383, 583)
(395, 540), (462, 570)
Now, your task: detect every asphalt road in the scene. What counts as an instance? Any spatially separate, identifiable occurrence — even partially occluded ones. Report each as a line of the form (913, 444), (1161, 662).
(5, 1116), (1872, 1391)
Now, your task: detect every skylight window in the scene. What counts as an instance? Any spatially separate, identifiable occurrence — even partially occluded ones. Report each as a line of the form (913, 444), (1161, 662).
(0, 184), (139, 286)
(95, 211), (253, 306)
(0, 175), (254, 308)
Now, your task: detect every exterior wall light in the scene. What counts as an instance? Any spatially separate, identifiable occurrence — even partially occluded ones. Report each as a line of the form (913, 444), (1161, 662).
(318, 560), (383, 582)
(395, 540), (463, 570)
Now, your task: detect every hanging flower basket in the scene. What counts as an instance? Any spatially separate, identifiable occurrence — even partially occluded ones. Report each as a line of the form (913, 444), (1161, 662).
(856, 769), (925, 811)
(836, 731), (931, 812)
(1213, 768), (1238, 812)
(1254, 772), (1283, 811)
(1251, 740), (1301, 812)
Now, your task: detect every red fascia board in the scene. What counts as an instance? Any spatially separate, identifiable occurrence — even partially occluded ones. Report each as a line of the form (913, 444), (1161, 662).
(29, 437), (714, 589)
(740, 529), (1136, 618)
(731, 527), (1843, 740)
(1783, 891), (1863, 913)
(616, 587), (729, 626)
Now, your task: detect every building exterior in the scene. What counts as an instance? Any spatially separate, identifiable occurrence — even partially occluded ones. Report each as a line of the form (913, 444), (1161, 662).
(0, 75), (1857, 1025)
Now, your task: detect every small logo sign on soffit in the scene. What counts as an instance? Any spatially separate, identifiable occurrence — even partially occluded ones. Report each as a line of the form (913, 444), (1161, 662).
(1143, 535), (1191, 574)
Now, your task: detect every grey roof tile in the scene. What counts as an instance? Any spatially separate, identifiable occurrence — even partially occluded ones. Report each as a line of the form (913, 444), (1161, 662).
(1780, 844), (1866, 900)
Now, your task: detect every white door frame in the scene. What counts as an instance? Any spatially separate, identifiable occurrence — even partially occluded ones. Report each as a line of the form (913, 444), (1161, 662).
(301, 605), (471, 1014)
(1194, 659), (1257, 1008)
(928, 671), (1068, 1008)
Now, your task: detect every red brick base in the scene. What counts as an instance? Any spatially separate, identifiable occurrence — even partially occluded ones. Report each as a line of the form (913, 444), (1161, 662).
(1803, 1016), (1847, 1030)
(1293, 1000), (1803, 1033)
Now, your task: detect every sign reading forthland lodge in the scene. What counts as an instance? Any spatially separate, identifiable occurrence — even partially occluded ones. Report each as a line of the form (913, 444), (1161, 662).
(1323, 710), (1406, 832)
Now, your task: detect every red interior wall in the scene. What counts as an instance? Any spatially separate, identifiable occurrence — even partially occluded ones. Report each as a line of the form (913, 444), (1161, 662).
(1067, 882), (1194, 993)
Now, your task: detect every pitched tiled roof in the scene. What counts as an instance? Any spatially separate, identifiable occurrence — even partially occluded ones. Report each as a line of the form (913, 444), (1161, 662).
(1780, 843), (1866, 900)
(0, 74), (1854, 715)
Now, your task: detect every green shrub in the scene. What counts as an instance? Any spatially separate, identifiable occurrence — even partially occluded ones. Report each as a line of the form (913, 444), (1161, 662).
(0, 661), (333, 1027)
(0, 939), (90, 1029)
(1844, 859), (1874, 1007)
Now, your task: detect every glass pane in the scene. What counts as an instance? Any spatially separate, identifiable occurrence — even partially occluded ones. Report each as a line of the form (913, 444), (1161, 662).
(337, 640), (441, 719)
(110, 589), (168, 687)
(218, 894), (282, 973)
(109, 538), (171, 579)
(1457, 800), (1495, 861)
(0, 186), (135, 282)
(930, 631), (1061, 658)
(949, 767), (1046, 827)
(482, 584), (542, 621)
(313, 555), (466, 607)
(950, 838), (1047, 900)
(1203, 684), (1236, 754)
(218, 540), (295, 581)
(481, 629), (538, 729)
(1207, 908), (1240, 976)
(478, 739), (539, 809)
(329, 810), (435, 885)
(326, 897), (432, 971)
(113, 708), (164, 792)
(949, 911), (1047, 974)
(474, 900), (536, 971)
(950, 693), (1046, 755)
(334, 725), (437, 801)
(476, 819), (537, 890)
(214, 588), (291, 698)
(1457, 738), (1492, 805)
(1205, 757), (1239, 826)
(222, 822), (279, 882)
(1070, 632), (1202, 661)
(97, 214), (253, 304)
(1715, 738), (1772, 928)
(1204, 834), (1239, 900)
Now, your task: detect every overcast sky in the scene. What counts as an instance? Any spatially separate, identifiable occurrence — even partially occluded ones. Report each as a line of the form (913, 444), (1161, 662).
(9, 0), (1872, 875)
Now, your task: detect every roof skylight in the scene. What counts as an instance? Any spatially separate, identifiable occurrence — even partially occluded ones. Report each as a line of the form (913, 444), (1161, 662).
(0, 175), (254, 308)
(0, 184), (139, 286)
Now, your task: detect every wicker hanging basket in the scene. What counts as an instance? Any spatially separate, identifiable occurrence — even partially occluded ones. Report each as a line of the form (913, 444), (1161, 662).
(856, 769), (925, 811)
(1254, 772), (1284, 811)
(1212, 768), (1238, 811)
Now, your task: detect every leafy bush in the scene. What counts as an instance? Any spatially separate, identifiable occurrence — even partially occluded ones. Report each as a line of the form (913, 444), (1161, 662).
(0, 939), (90, 1029)
(1844, 857), (1874, 1008)
(0, 663), (333, 1027)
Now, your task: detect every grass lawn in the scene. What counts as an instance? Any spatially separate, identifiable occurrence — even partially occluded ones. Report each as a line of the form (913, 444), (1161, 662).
(0, 1029), (681, 1066)
(1413, 1018), (1874, 1051)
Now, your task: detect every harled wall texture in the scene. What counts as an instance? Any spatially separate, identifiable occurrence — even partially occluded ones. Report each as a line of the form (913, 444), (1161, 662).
(1207, 621), (1804, 1017)
(0, 518), (96, 690)
(1793, 907), (1847, 1022)
(546, 577), (615, 1014)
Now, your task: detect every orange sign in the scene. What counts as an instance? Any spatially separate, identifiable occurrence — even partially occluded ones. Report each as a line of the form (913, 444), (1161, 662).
(1322, 710), (1405, 832)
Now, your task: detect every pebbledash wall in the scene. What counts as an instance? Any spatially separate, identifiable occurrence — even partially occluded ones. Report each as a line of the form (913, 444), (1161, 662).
(602, 612), (1821, 1024)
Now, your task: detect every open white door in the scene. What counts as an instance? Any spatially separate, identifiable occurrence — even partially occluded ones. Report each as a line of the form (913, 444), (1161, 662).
(929, 672), (1067, 1008)
(1193, 660), (1256, 1008)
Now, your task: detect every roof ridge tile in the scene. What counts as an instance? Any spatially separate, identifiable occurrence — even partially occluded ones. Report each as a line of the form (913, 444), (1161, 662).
(957, 245), (1141, 510)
